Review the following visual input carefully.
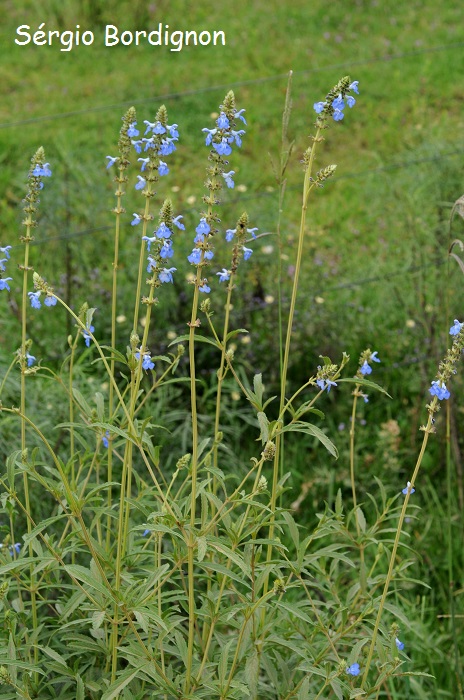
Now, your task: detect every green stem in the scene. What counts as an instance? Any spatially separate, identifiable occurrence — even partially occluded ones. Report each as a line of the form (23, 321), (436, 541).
(361, 406), (436, 686)
(268, 128), (320, 556)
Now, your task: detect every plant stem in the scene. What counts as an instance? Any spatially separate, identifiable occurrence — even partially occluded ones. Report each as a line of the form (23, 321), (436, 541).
(361, 406), (436, 686)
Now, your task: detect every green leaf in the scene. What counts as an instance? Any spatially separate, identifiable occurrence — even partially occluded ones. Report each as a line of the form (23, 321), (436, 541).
(197, 536), (207, 562)
(72, 388), (92, 416)
(63, 564), (109, 598)
(6, 450), (21, 490)
(253, 373), (264, 406)
(337, 377), (392, 398)
(280, 422), (338, 458)
(257, 411), (269, 444)
(356, 507), (366, 533)
(76, 674), (85, 700)
(226, 328), (249, 342)
(168, 333), (221, 349)
(245, 649), (259, 696)
(101, 666), (145, 700)
(92, 610), (106, 630)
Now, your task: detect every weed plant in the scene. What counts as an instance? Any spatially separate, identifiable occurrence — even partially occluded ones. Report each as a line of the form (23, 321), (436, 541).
(0, 74), (463, 699)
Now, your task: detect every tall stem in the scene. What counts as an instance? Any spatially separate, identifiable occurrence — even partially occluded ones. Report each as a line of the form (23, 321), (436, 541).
(361, 408), (435, 686)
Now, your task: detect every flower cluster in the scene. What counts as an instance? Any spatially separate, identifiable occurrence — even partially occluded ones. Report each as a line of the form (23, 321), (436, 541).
(315, 359), (339, 393)
(313, 76), (359, 124)
(142, 199), (184, 290)
(428, 319), (464, 406)
(359, 350), (380, 376)
(29, 272), (58, 311)
(219, 212), (256, 284)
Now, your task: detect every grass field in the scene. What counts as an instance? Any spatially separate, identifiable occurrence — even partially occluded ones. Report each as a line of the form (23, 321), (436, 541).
(1, 1), (464, 697)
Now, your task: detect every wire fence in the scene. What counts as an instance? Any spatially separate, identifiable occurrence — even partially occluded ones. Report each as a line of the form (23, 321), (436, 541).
(2, 40), (463, 308)
(1, 40), (463, 130)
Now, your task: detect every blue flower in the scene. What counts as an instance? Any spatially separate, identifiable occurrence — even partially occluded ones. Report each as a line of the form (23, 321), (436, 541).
(142, 235), (157, 251)
(402, 481), (415, 495)
(395, 638), (405, 651)
(142, 137), (154, 151)
(243, 246), (253, 260)
(216, 268), (230, 282)
(332, 95), (344, 110)
(106, 156), (118, 169)
(135, 176), (146, 190)
(102, 430), (110, 448)
(202, 128), (217, 146)
(28, 291), (41, 309)
(196, 219), (211, 237)
(159, 139), (176, 156)
(346, 663), (360, 676)
(83, 324), (95, 348)
(0, 246), (12, 259)
(247, 227), (258, 239)
(222, 171), (235, 188)
(160, 241), (174, 259)
(132, 140), (143, 154)
(147, 255), (157, 272)
(0, 278), (12, 292)
(349, 81), (359, 94)
(32, 163), (52, 177)
(234, 109), (247, 124)
(144, 120), (165, 135)
(204, 250), (214, 261)
(228, 129), (245, 147)
(138, 158), (149, 171)
(153, 121), (166, 135)
(156, 222), (172, 239)
(158, 161), (169, 176)
(188, 249), (202, 265)
(360, 361), (372, 375)
(173, 215), (185, 230)
(167, 123), (179, 138)
(0, 259), (9, 272)
(26, 352), (36, 367)
(132, 213), (142, 226)
(135, 350), (155, 371)
(313, 101), (326, 114)
(449, 319), (463, 336)
(217, 112), (230, 129)
(213, 139), (232, 156)
(370, 351), (380, 363)
(316, 378), (337, 393)
(429, 380), (450, 400)
(199, 283), (211, 293)
(143, 529), (151, 536)
(225, 229), (235, 242)
(159, 267), (176, 284)
(333, 109), (344, 122)
(346, 95), (356, 108)
(127, 122), (139, 137)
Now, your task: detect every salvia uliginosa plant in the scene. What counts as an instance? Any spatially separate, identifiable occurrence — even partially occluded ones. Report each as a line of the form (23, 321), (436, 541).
(0, 76), (461, 699)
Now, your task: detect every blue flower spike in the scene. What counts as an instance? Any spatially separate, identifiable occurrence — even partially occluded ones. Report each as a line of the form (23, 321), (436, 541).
(313, 76), (359, 123)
